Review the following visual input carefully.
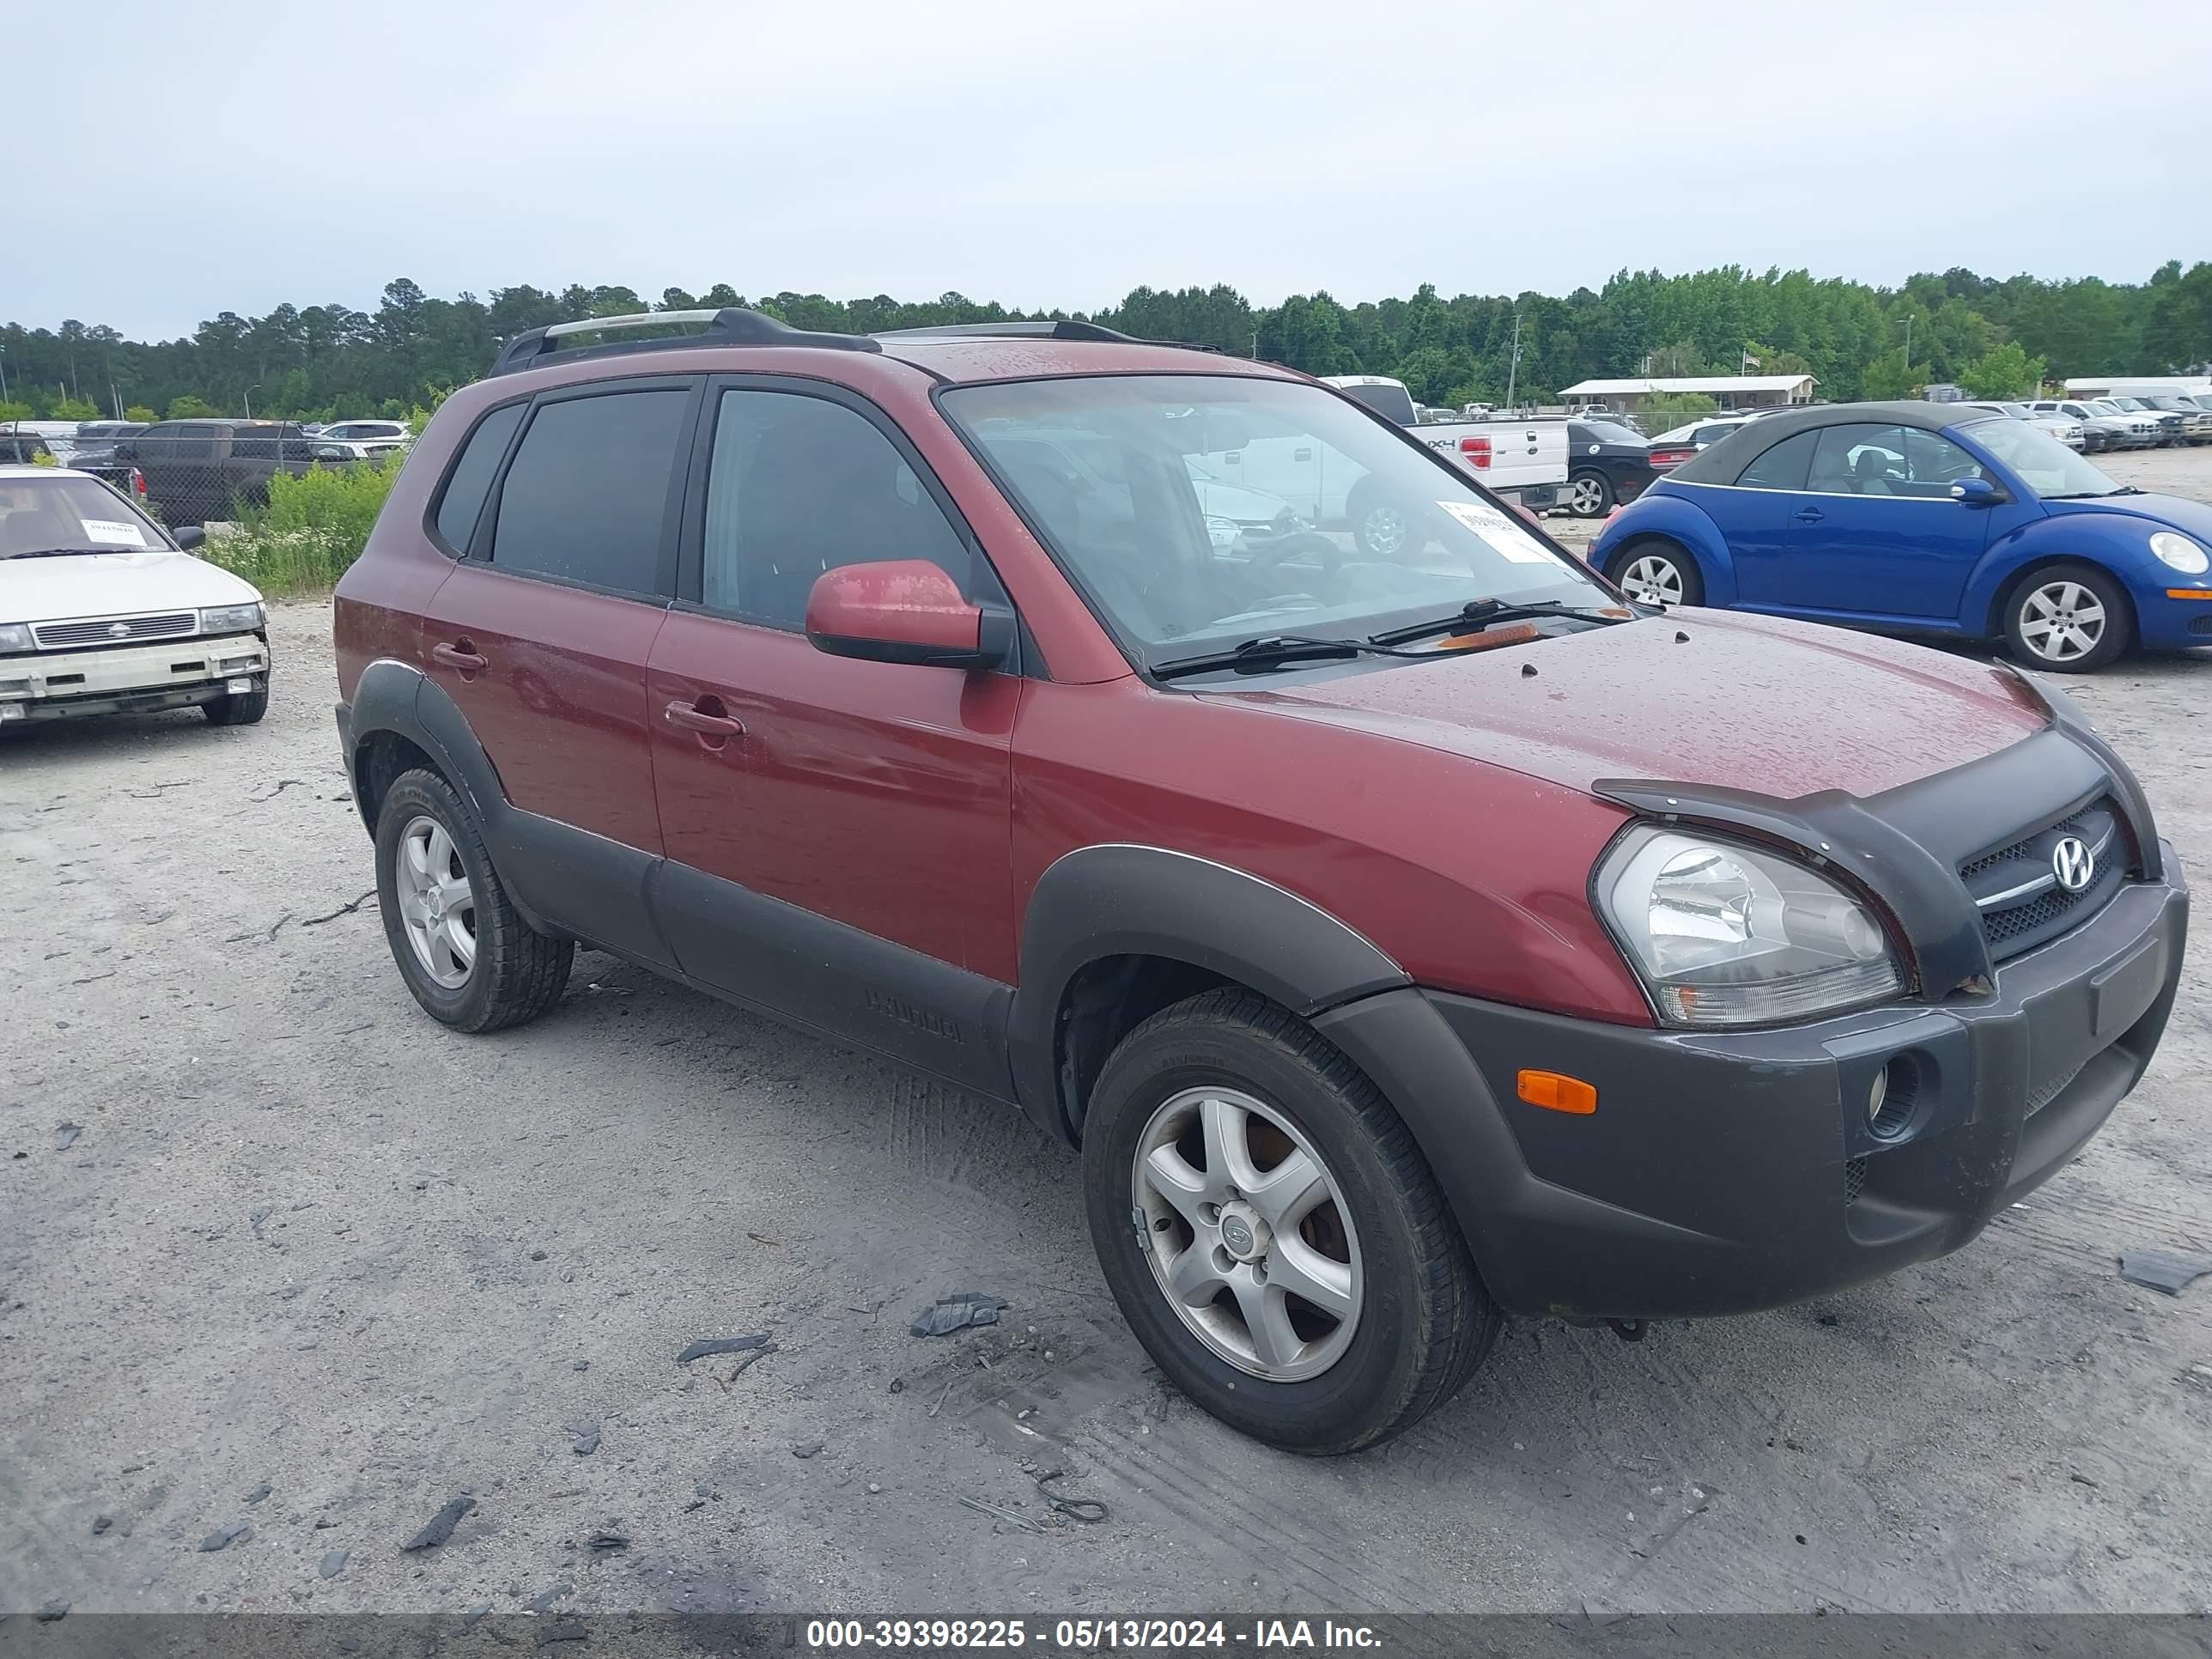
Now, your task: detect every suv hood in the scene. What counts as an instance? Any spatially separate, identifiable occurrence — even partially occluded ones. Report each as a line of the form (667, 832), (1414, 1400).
(1217, 609), (2047, 799)
(1, 548), (261, 623)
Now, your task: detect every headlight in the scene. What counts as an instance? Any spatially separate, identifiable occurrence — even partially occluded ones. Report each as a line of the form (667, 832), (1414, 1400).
(199, 602), (264, 634)
(2149, 532), (2209, 575)
(0, 623), (32, 653)
(1204, 515), (1239, 550)
(1596, 827), (1902, 1027)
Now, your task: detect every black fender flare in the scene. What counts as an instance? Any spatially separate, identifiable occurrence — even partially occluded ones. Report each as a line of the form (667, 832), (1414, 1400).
(1007, 844), (1409, 1139)
(349, 659), (508, 836)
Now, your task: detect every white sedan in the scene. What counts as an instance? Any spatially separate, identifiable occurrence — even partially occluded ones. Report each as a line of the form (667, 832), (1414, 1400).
(0, 467), (270, 728)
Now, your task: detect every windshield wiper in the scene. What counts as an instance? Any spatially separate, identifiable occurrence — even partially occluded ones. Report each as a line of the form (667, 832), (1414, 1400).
(2045, 487), (2143, 499)
(1153, 634), (1431, 680)
(0, 547), (110, 561)
(1369, 597), (1637, 647)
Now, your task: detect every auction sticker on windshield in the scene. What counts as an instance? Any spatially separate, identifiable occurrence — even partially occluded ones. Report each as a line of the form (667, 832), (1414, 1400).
(82, 519), (149, 547)
(1437, 499), (1554, 564)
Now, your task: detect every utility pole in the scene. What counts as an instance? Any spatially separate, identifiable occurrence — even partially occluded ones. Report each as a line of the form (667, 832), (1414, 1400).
(1504, 312), (1524, 412)
(1903, 313), (1912, 366)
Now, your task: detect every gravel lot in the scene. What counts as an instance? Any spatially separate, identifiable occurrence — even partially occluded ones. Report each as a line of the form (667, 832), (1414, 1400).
(5, 443), (2211, 1620)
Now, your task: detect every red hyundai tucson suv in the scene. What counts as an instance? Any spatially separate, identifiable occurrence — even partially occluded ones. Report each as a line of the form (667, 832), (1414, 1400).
(332, 310), (2188, 1453)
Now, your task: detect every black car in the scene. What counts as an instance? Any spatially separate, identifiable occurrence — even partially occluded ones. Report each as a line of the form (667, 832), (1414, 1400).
(1564, 418), (1657, 517)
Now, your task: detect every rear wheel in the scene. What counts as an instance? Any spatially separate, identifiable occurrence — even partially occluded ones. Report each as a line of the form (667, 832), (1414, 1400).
(374, 769), (573, 1031)
(1082, 990), (1496, 1454)
(1566, 468), (1615, 518)
(2002, 562), (2131, 672)
(1608, 539), (1704, 607)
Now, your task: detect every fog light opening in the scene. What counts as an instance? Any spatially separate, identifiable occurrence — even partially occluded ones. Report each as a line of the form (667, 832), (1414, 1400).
(1869, 1056), (1919, 1139)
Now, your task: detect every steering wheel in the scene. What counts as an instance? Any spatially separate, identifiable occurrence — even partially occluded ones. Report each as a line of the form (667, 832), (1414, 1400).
(1237, 531), (1346, 603)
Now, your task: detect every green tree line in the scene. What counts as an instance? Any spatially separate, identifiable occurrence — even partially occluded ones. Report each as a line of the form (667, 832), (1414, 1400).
(5, 260), (2209, 424)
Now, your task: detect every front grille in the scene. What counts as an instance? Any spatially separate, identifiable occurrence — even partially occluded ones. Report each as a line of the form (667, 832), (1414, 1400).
(33, 611), (198, 650)
(2191, 616), (2212, 637)
(1960, 798), (2128, 963)
(1844, 1157), (1869, 1206)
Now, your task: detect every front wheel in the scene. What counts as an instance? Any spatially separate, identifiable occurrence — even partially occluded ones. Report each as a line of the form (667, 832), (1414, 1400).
(1082, 991), (1497, 1454)
(1347, 487), (1420, 558)
(203, 684), (269, 726)
(1566, 468), (1615, 518)
(2002, 563), (2132, 672)
(1608, 539), (1704, 607)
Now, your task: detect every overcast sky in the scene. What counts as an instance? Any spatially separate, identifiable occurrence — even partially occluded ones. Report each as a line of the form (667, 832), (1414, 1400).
(15, 0), (2209, 339)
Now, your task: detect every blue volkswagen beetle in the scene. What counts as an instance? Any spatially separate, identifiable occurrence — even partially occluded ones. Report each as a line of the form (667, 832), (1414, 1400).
(1588, 400), (2212, 671)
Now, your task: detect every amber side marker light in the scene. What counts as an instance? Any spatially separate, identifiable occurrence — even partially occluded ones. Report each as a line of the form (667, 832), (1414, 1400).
(2167, 588), (2212, 600)
(1517, 1069), (1598, 1115)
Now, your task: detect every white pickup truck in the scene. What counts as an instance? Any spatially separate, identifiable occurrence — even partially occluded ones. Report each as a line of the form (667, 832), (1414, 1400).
(1203, 375), (1569, 556)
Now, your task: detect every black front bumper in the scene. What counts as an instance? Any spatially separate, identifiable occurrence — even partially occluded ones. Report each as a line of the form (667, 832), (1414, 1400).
(1315, 854), (2187, 1322)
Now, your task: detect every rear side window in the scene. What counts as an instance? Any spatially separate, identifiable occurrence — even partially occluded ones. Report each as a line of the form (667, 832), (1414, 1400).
(1733, 429), (1817, 491)
(488, 390), (689, 592)
(433, 402), (526, 554)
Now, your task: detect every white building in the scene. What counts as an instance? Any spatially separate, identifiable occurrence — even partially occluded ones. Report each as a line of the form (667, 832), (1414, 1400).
(1558, 374), (1818, 414)
(2063, 374), (2212, 398)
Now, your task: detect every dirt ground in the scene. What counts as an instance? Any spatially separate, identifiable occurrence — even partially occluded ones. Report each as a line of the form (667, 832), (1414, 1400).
(5, 443), (2211, 1621)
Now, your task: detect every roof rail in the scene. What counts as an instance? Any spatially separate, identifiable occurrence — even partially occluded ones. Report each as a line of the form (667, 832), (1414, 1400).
(489, 307), (882, 376)
(874, 319), (1221, 352)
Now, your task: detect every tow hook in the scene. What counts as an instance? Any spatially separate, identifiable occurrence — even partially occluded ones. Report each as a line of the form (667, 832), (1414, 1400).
(1607, 1318), (1647, 1343)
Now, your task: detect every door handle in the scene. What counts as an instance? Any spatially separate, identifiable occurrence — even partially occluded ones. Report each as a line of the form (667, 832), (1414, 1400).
(431, 640), (487, 672)
(1292, 447), (1312, 461)
(1791, 507), (1825, 524)
(664, 700), (745, 739)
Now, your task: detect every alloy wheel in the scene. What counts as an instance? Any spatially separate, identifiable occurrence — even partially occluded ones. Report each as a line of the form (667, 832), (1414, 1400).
(1359, 503), (1408, 556)
(1621, 552), (1685, 606)
(2019, 580), (2106, 664)
(396, 814), (477, 990)
(1568, 475), (1608, 515)
(1131, 1086), (1363, 1382)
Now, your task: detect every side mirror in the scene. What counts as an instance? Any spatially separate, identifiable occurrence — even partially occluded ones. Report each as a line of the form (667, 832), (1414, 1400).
(805, 561), (1011, 671)
(173, 526), (207, 550)
(1949, 477), (2004, 507)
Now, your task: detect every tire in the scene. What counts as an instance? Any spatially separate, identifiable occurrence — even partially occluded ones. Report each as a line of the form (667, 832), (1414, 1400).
(203, 685), (269, 726)
(1346, 484), (1419, 559)
(374, 768), (573, 1032)
(1081, 989), (1497, 1455)
(2002, 562), (2133, 673)
(1566, 468), (1615, 518)
(1607, 538), (1704, 607)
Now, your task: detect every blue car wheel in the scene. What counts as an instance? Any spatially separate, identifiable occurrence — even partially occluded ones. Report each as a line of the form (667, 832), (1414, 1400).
(2002, 562), (2133, 673)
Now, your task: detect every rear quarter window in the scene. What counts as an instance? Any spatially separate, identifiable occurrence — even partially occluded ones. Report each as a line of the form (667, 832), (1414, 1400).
(1733, 428), (1818, 491)
(430, 402), (527, 555)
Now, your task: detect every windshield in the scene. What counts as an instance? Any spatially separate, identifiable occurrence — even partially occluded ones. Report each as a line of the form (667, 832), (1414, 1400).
(2106, 397), (2148, 412)
(1959, 416), (2122, 497)
(943, 374), (1612, 671)
(0, 474), (171, 556)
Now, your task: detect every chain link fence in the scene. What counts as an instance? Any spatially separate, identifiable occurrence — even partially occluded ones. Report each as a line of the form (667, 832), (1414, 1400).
(5, 418), (409, 529)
